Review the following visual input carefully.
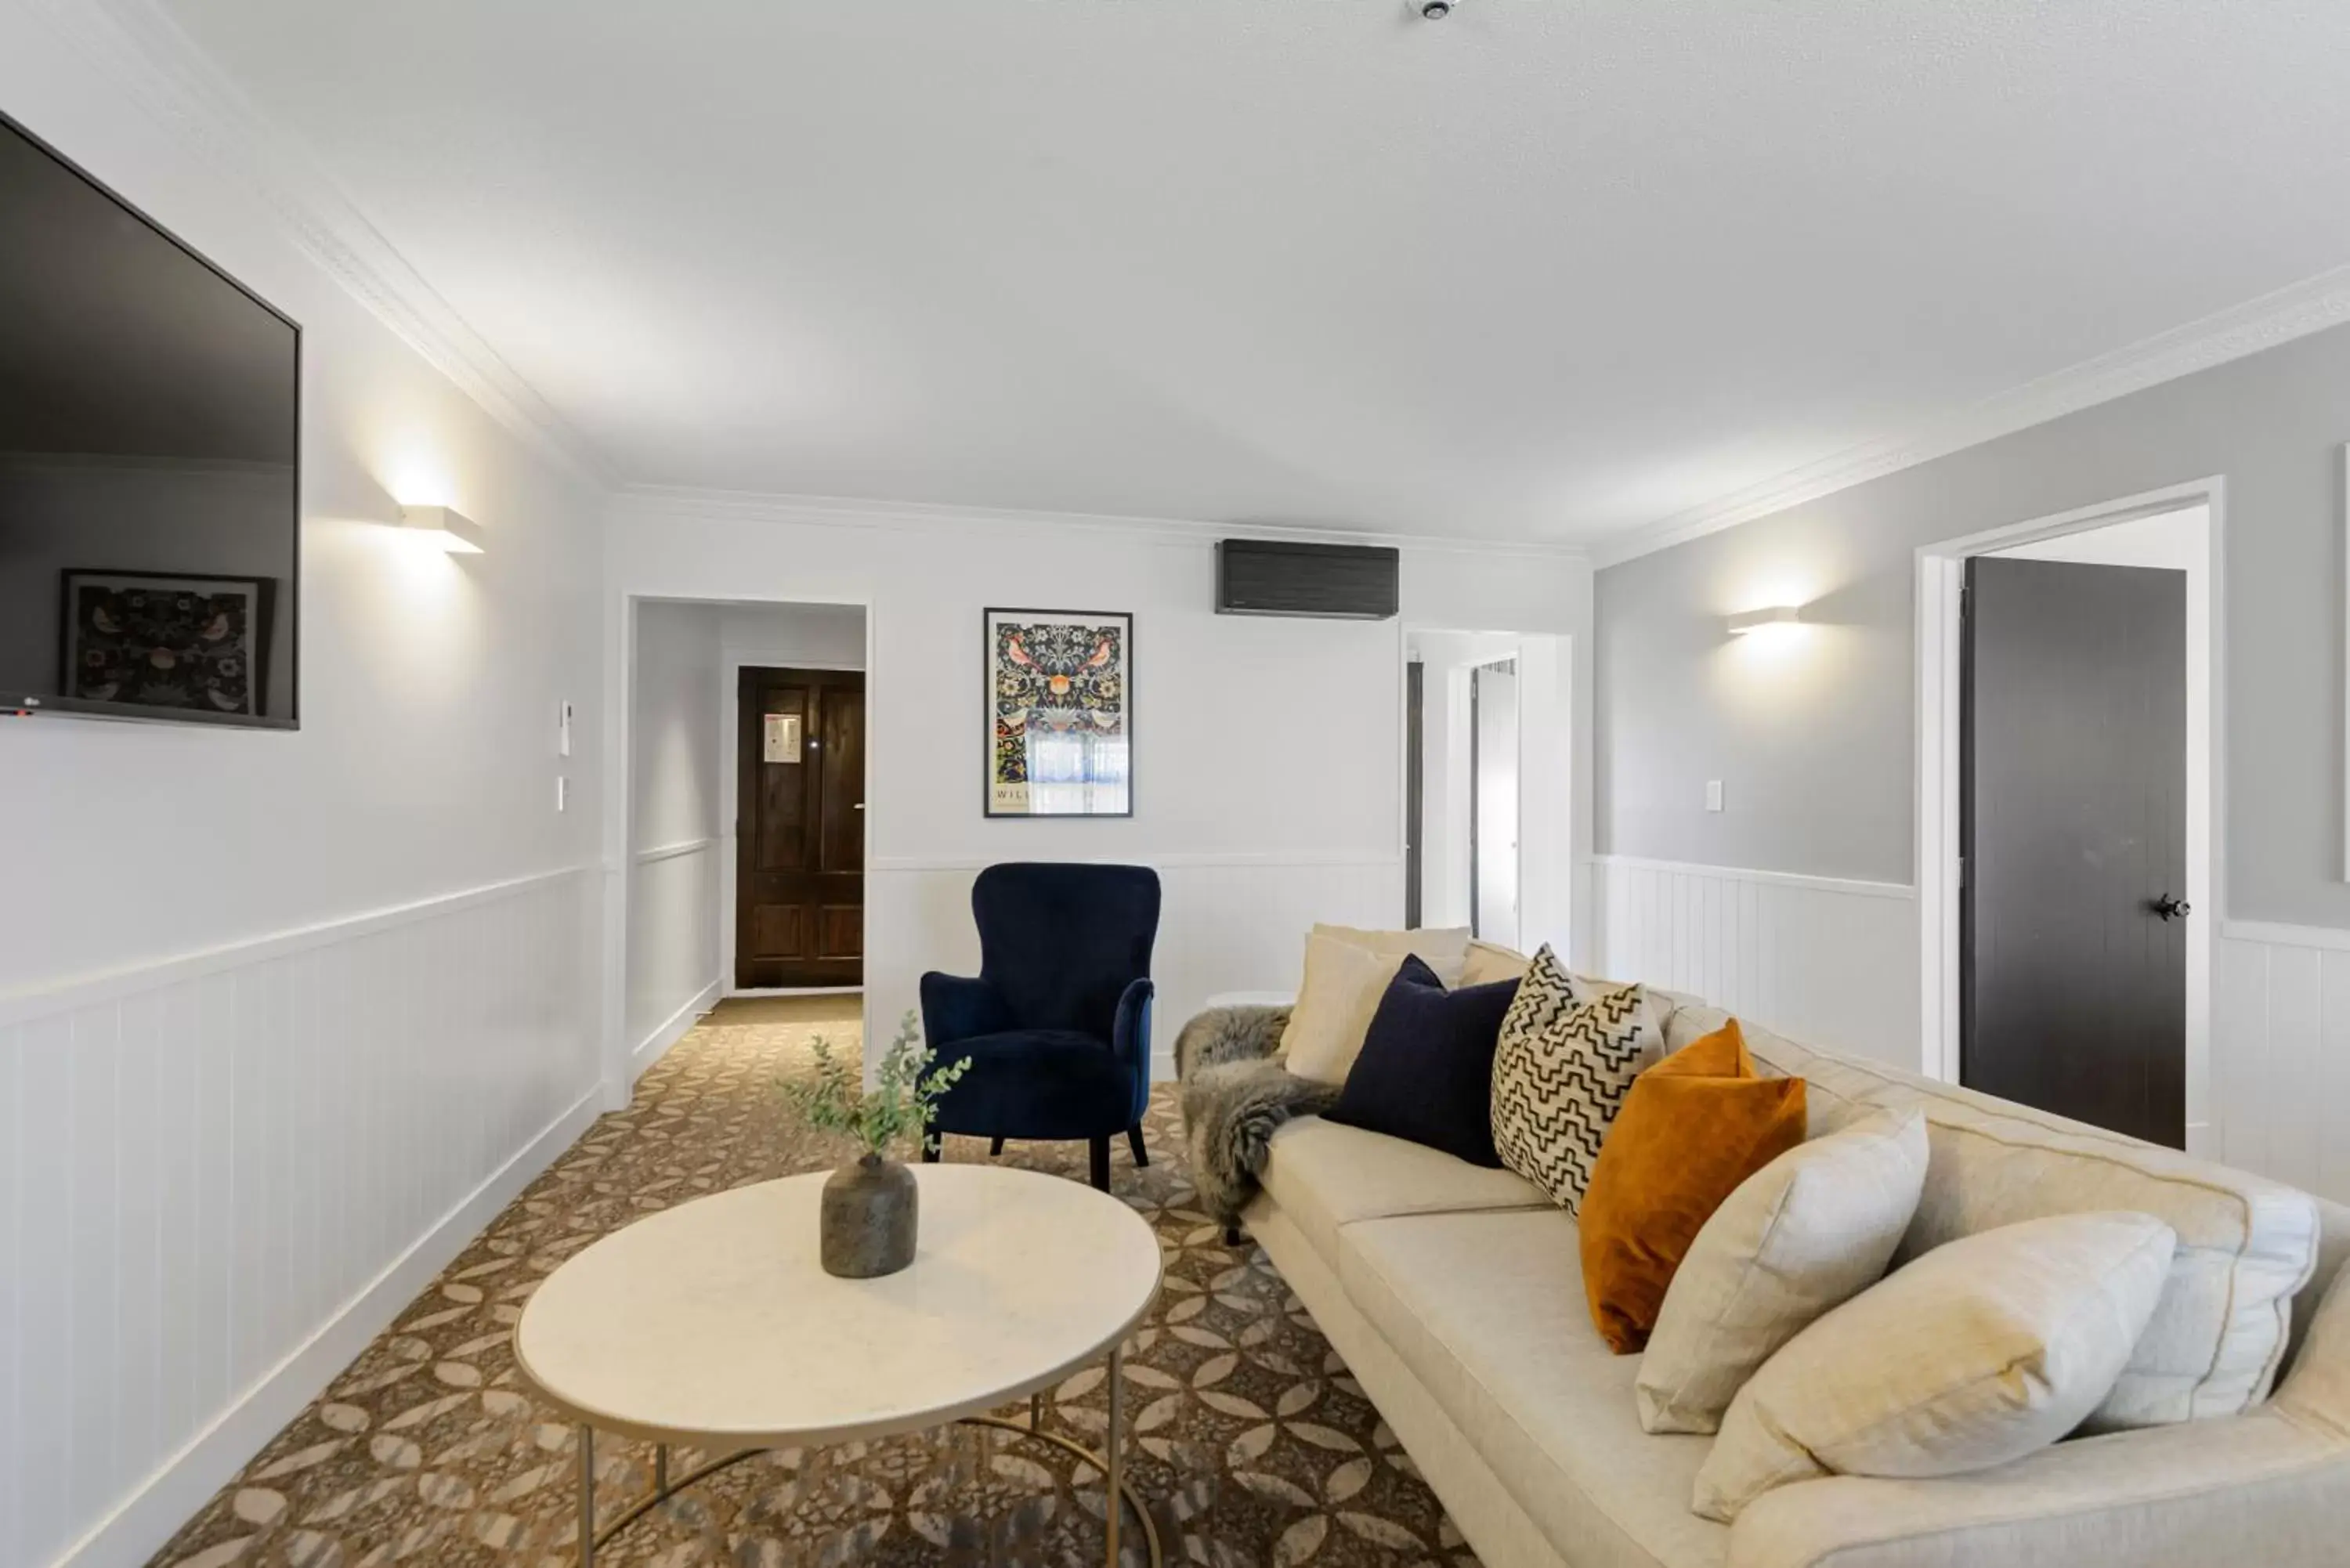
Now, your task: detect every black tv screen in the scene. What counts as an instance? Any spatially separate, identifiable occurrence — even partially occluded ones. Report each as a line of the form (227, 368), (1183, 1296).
(0, 109), (299, 727)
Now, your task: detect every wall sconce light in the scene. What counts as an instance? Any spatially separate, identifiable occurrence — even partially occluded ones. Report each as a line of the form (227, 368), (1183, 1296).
(401, 504), (485, 554)
(1725, 605), (1802, 637)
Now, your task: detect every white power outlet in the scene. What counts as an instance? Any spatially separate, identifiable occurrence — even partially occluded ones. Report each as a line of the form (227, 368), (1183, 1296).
(556, 775), (569, 813)
(1705, 779), (1724, 812)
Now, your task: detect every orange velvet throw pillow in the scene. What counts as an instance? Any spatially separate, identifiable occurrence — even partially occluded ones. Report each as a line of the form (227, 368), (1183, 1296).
(1578, 1019), (1807, 1354)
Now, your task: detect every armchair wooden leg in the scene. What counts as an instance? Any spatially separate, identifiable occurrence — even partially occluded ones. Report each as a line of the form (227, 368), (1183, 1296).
(1088, 1135), (1111, 1192)
(920, 1135), (941, 1164)
(1126, 1125), (1148, 1169)
(989, 1136), (1005, 1158)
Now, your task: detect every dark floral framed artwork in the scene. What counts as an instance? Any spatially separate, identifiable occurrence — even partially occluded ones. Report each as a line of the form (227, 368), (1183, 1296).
(984, 607), (1133, 817)
(60, 569), (275, 717)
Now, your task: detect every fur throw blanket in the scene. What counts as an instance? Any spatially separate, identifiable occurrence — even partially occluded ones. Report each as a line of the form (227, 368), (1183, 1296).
(1175, 1004), (1336, 1226)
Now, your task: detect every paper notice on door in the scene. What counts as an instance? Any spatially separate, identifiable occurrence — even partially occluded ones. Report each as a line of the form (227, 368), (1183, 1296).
(764, 712), (802, 763)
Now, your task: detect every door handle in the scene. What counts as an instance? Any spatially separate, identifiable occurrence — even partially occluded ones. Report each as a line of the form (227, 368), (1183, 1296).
(2151, 893), (2190, 922)
(852, 803), (865, 811)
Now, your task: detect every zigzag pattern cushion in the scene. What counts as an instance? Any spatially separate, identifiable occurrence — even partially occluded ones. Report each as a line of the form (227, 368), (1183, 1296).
(1490, 945), (1658, 1216)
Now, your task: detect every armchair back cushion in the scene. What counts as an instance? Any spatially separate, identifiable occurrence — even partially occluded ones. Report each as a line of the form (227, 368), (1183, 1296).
(972, 862), (1162, 1040)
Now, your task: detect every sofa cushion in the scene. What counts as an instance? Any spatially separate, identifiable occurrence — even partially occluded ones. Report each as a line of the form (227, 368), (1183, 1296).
(1310, 920), (1474, 985)
(1491, 945), (1660, 1216)
(1638, 1107), (1928, 1434)
(1256, 1116), (1549, 1270)
(1578, 1018), (1807, 1354)
(1666, 1003), (2321, 1429)
(1281, 934), (1408, 1084)
(1694, 1210), (2178, 1523)
(1337, 1207), (1726, 1568)
(1325, 956), (1517, 1167)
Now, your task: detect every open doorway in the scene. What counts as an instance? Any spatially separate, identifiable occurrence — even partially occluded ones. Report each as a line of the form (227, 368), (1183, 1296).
(623, 597), (870, 1086)
(1472, 658), (1520, 948)
(1406, 630), (1567, 949)
(1917, 483), (2216, 1152)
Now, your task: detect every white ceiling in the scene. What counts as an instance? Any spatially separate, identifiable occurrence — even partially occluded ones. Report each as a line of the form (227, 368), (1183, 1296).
(156, 0), (2350, 547)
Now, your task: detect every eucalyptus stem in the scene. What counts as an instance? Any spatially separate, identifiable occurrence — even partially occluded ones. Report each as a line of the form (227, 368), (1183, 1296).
(781, 1010), (971, 1159)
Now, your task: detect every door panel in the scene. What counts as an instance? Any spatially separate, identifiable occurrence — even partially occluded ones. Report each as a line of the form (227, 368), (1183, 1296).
(1961, 557), (2186, 1147)
(1474, 663), (1519, 948)
(737, 667), (865, 988)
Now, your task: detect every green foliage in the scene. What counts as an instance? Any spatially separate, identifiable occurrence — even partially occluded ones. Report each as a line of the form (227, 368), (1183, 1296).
(780, 1010), (971, 1160)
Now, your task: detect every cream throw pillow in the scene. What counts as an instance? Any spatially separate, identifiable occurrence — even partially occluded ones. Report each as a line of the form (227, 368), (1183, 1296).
(1692, 1210), (2178, 1523)
(1278, 934), (1408, 1084)
(1637, 1108), (1928, 1434)
(1311, 922), (1472, 986)
(1459, 940), (1530, 987)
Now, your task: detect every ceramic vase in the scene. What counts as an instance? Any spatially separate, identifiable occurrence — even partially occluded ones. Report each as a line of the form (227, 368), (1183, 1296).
(820, 1153), (918, 1277)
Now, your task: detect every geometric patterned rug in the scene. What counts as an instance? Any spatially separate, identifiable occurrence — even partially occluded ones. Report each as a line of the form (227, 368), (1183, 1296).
(147, 996), (1480, 1567)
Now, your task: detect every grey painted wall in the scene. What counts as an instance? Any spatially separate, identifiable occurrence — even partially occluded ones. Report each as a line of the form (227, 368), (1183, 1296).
(1596, 318), (2350, 927)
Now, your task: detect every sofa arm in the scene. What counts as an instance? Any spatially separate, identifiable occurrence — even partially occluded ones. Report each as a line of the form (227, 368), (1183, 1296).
(1730, 1407), (2350, 1568)
(920, 972), (1010, 1050)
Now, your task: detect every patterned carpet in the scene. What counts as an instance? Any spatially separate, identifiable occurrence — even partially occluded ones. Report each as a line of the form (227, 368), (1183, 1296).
(150, 996), (1478, 1568)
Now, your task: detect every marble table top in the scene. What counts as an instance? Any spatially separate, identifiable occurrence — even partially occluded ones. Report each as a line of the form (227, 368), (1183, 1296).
(513, 1163), (1164, 1447)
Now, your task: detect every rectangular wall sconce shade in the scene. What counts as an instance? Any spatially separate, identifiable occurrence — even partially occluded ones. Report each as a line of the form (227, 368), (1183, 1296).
(401, 504), (486, 554)
(1725, 605), (1801, 635)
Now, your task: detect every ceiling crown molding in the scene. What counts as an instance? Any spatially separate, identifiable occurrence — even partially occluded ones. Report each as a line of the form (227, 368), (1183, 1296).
(34, 0), (616, 490)
(614, 484), (1592, 561)
(1592, 260), (2350, 569)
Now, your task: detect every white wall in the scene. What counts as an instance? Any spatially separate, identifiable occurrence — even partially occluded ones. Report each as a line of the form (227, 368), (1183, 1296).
(607, 495), (1593, 1076)
(0, 13), (606, 1566)
(720, 600), (866, 670)
(625, 601), (724, 1072)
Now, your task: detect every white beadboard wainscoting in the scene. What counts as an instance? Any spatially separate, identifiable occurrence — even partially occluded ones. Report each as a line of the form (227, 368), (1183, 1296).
(0, 869), (600, 1568)
(626, 836), (723, 1080)
(2217, 921), (2350, 1206)
(865, 853), (1406, 1077)
(1589, 855), (1922, 1073)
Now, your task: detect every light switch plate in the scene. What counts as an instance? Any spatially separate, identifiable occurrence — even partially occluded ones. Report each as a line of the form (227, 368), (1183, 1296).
(558, 699), (573, 757)
(1705, 779), (1724, 812)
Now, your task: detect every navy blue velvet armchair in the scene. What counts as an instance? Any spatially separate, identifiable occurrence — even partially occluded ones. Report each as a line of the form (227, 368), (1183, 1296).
(919, 862), (1160, 1190)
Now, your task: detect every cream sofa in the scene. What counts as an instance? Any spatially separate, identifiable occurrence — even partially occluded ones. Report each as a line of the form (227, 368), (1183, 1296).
(1240, 993), (2350, 1568)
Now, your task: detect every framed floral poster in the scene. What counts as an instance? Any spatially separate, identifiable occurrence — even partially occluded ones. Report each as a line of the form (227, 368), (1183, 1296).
(60, 569), (274, 717)
(984, 607), (1132, 817)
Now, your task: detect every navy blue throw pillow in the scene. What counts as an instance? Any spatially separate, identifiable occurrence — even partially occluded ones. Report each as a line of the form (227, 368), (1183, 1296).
(1325, 953), (1519, 1167)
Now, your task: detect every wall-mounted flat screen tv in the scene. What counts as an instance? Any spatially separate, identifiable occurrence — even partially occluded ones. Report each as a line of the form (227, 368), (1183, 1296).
(0, 108), (299, 728)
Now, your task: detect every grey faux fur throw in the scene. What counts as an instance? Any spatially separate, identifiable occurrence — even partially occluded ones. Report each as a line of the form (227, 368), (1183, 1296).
(1175, 1003), (1335, 1226)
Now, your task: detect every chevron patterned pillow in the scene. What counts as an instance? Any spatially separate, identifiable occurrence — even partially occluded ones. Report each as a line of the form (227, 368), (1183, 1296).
(1490, 945), (1660, 1216)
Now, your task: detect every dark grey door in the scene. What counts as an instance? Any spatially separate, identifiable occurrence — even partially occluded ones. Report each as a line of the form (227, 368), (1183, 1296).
(1961, 556), (2187, 1147)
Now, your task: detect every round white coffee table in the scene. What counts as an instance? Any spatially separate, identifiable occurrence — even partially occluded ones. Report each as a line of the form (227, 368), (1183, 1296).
(513, 1163), (1164, 1566)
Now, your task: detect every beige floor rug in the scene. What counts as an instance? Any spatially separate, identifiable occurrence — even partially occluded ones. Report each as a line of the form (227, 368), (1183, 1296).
(150, 996), (1480, 1567)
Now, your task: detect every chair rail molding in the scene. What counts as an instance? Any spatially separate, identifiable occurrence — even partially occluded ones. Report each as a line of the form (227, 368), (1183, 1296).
(2, 868), (600, 1568)
(1587, 854), (1921, 1075)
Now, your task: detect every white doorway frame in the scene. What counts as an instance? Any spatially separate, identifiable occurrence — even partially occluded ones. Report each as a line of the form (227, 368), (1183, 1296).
(717, 649), (865, 999)
(1914, 476), (2224, 1154)
(600, 591), (877, 1109)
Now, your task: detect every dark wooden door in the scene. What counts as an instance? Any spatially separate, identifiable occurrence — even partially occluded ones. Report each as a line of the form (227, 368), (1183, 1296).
(1961, 556), (2186, 1147)
(736, 667), (865, 988)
